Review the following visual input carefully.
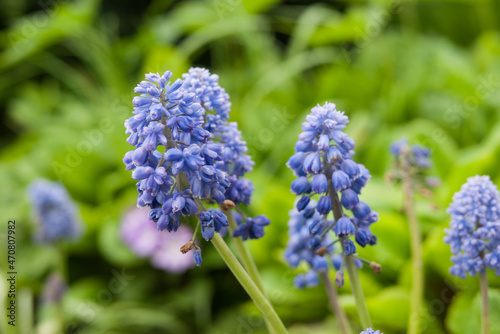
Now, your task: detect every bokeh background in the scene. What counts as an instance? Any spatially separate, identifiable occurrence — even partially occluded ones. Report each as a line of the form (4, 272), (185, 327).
(1, 0), (500, 333)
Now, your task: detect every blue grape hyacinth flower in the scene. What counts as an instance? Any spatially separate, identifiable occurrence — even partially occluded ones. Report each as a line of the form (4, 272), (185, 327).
(285, 102), (380, 288)
(124, 68), (270, 266)
(444, 175), (500, 278)
(389, 138), (440, 191)
(28, 179), (82, 243)
(390, 138), (431, 170)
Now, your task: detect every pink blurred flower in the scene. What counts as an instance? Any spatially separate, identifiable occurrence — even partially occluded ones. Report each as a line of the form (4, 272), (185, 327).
(120, 207), (195, 273)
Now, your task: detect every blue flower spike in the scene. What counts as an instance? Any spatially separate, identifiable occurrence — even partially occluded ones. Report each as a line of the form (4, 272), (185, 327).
(124, 68), (272, 268)
(444, 175), (500, 278)
(285, 102), (381, 290)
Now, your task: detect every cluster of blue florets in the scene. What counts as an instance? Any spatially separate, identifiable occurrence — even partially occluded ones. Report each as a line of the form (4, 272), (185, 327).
(390, 138), (431, 169)
(123, 68), (269, 264)
(285, 102), (378, 288)
(444, 175), (500, 278)
(124, 70), (229, 239)
(182, 67), (231, 133)
(28, 180), (82, 243)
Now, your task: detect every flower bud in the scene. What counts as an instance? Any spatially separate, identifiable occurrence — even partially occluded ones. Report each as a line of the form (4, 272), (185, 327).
(370, 262), (382, 275)
(219, 199), (235, 210)
(180, 241), (194, 254)
(316, 246), (328, 257)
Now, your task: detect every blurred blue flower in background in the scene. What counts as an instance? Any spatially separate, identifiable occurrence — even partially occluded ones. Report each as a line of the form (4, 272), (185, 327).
(390, 138), (432, 170)
(444, 175), (500, 278)
(28, 179), (83, 243)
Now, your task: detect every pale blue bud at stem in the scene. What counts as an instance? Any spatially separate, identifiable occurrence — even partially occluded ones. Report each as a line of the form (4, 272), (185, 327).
(193, 249), (202, 266)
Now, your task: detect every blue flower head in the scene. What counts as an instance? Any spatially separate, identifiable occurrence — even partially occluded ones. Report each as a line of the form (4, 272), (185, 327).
(285, 102), (380, 288)
(390, 138), (432, 170)
(28, 180), (83, 243)
(124, 68), (270, 267)
(444, 175), (500, 278)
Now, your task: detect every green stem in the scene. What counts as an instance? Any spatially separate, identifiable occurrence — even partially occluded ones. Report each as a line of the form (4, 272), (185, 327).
(224, 208), (265, 292)
(211, 233), (288, 334)
(344, 255), (372, 328)
(402, 169), (424, 334)
(324, 158), (372, 328)
(190, 197), (286, 333)
(224, 208), (276, 334)
(479, 272), (490, 334)
(320, 271), (353, 334)
(192, 222), (200, 243)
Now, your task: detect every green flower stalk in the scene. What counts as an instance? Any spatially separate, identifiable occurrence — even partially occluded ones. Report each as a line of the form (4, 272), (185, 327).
(389, 139), (436, 334)
(221, 204), (276, 334)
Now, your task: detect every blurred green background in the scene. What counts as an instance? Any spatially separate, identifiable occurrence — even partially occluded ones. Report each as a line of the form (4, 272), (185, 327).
(1, 0), (500, 333)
